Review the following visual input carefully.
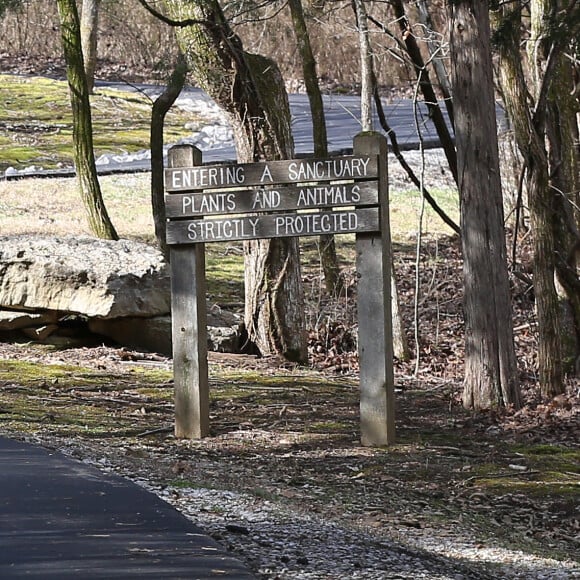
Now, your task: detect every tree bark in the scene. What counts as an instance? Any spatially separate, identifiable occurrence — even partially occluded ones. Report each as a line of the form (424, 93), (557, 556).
(287, 0), (341, 295)
(57, 0), (118, 240)
(353, 0), (373, 132)
(162, 0), (307, 363)
(150, 53), (187, 260)
(449, 0), (520, 409)
(80, 0), (100, 94)
(491, 1), (580, 395)
(531, 0), (580, 383)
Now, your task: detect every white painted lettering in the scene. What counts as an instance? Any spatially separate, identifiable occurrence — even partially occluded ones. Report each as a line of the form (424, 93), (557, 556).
(252, 189), (281, 209)
(287, 162), (298, 181)
(182, 196), (193, 214)
(260, 164), (273, 182)
(187, 222), (198, 241)
(169, 165), (246, 190)
(249, 218), (259, 236)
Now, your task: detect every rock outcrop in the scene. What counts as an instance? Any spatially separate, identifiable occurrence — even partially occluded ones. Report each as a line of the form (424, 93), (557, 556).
(0, 235), (170, 318)
(0, 235), (243, 355)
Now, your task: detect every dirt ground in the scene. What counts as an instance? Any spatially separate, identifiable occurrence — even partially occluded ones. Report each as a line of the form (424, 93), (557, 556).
(0, 233), (578, 573)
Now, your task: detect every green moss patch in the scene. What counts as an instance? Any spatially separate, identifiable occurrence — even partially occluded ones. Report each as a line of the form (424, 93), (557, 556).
(0, 74), (198, 171)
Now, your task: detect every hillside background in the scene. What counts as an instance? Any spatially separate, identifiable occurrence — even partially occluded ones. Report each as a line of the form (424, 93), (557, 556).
(0, 0), (445, 93)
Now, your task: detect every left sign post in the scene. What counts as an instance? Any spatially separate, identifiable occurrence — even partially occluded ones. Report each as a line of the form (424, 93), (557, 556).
(167, 145), (209, 439)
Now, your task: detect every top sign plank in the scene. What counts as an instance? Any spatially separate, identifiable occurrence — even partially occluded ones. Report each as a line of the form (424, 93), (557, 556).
(165, 155), (378, 193)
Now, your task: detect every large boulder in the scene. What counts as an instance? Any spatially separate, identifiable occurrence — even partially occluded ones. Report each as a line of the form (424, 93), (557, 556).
(0, 235), (170, 318)
(0, 235), (244, 355)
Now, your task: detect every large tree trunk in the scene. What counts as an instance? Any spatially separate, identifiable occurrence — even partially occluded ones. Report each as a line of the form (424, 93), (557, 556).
(162, 0), (307, 363)
(56, 0), (118, 240)
(287, 0), (341, 295)
(80, 0), (100, 94)
(491, 2), (578, 396)
(531, 0), (580, 381)
(449, 0), (520, 409)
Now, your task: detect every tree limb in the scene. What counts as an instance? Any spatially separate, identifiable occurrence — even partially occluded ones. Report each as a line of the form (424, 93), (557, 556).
(372, 74), (460, 235)
(135, 0), (207, 27)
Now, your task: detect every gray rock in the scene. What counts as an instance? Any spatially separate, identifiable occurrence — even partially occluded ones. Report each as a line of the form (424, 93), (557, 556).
(89, 311), (242, 356)
(89, 316), (173, 356)
(0, 236), (243, 355)
(0, 309), (58, 331)
(0, 235), (170, 318)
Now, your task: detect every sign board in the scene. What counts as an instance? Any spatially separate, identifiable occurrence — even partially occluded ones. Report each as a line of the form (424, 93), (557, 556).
(166, 208), (379, 244)
(164, 155), (380, 244)
(165, 156), (378, 192)
(165, 137), (395, 447)
(165, 182), (378, 218)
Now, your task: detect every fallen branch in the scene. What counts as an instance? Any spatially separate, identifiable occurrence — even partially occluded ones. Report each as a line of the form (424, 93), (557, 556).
(463, 470), (540, 485)
(136, 425), (173, 438)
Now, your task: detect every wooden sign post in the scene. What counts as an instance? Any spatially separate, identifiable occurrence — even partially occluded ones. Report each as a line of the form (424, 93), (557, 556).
(167, 145), (209, 439)
(165, 132), (395, 445)
(354, 133), (395, 445)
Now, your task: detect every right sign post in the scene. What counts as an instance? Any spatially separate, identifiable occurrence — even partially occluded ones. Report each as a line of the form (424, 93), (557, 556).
(354, 132), (395, 446)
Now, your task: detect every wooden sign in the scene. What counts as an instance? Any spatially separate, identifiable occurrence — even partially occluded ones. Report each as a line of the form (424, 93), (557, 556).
(166, 208), (379, 244)
(165, 137), (395, 447)
(165, 155), (380, 244)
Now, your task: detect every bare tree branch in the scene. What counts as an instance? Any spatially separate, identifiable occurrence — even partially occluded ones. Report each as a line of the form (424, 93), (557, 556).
(135, 0), (207, 27)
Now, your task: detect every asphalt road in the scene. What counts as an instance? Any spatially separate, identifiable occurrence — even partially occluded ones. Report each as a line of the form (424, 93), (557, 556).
(0, 436), (254, 579)
(2, 83), (460, 179)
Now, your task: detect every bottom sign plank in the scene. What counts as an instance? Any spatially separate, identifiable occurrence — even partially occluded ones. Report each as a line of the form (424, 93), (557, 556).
(167, 208), (379, 244)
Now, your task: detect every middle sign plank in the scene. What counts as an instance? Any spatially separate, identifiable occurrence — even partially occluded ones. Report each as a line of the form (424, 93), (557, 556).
(165, 181), (378, 218)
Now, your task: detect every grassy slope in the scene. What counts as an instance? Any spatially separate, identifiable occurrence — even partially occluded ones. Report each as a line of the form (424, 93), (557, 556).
(0, 74), (196, 171)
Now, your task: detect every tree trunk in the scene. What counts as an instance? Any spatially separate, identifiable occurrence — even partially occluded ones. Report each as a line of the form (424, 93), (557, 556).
(353, 0), (409, 361)
(491, 2), (574, 396)
(150, 53), (187, 260)
(532, 0), (580, 383)
(162, 0), (307, 363)
(80, 0), (100, 94)
(549, 67), (580, 375)
(57, 0), (118, 240)
(287, 0), (341, 295)
(352, 0), (373, 132)
(449, 0), (520, 409)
